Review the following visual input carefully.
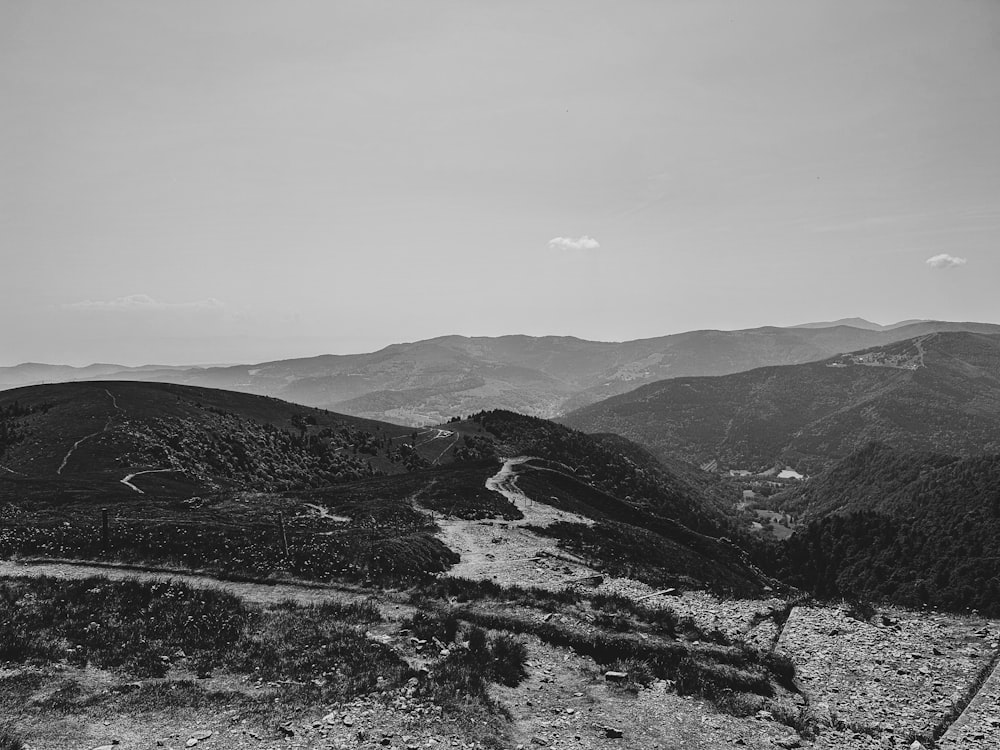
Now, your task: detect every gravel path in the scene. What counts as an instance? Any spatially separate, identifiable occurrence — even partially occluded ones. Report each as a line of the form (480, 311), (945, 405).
(0, 559), (385, 610)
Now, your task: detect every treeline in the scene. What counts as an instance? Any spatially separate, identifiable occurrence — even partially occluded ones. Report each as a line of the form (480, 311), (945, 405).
(758, 444), (1000, 614)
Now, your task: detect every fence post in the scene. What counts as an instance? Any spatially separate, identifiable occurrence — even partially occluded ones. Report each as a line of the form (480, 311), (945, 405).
(277, 512), (289, 558)
(101, 508), (110, 552)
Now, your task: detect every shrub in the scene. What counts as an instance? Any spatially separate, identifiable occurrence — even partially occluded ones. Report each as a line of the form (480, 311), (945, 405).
(712, 690), (767, 717)
(594, 613), (632, 632)
(489, 633), (528, 687)
(427, 629), (529, 696)
(403, 610), (459, 643)
(467, 626), (488, 655)
(0, 724), (25, 750)
(610, 657), (656, 691)
(845, 599), (877, 622)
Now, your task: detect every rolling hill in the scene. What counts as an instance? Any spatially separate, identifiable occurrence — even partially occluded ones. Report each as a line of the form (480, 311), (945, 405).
(3, 320), (998, 425)
(0, 381), (772, 594)
(0, 380), (458, 502)
(562, 331), (1000, 473)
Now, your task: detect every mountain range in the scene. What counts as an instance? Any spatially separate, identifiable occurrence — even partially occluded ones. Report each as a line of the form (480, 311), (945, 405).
(561, 331), (1000, 473)
(3, 319), (998, 426)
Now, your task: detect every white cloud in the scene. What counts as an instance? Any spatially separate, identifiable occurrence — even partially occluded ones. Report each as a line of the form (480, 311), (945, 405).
(925, 253), (968, 269)
(547, 235), (600, 251)
(65, 294), (224, 312)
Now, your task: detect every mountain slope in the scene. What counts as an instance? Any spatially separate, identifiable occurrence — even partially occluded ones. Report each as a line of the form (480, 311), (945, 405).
(4, 321), (998, 425)
(562, 332), (1000, 473)
(0, 382), (771, 594)
(445, 410), (773, 593)
(0, 380), (456, 502)
(766, 443), (1000, 613)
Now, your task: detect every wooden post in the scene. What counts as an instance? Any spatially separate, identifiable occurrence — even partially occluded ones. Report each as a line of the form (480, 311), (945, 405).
(369, 517), (376, 575)
(101, 508), (109, 552)
(277, 512), (289, 558)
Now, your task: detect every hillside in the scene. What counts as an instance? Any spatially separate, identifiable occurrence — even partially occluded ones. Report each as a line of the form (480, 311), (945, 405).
(0, 381), (461, 502)
(0, 382), (773, 595)
(4, 320), (998, 425)
(763, 443), (1000, 614)
(562, 331), (1000, 473)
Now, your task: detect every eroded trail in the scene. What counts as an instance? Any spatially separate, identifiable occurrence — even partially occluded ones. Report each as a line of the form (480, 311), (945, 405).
(56, 388), (121, 476)
(119, 468), (174, 494)
(56, 424), (108, 475)
(425, 457), (597, 587)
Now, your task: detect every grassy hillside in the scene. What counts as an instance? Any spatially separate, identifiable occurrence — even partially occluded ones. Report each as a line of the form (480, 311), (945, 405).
(444, 411), (773, 595)
(0, 380), (463, 502)
(562, 332), (1000, 473)
(0, 383), (772, 595)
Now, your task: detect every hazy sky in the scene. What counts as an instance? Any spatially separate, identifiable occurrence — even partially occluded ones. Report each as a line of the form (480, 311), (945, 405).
(3, 1), (999, 365)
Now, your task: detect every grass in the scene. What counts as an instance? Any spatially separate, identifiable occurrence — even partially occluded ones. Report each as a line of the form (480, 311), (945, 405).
(0, 575), (531, 749)
(0, 576), (407, 699)
(412, 576), (583, 608)
(0, 459), (512, 587)
(0, 576), (249, 676)
(0, 507), (459, 585)
(415, 576), (725, 644)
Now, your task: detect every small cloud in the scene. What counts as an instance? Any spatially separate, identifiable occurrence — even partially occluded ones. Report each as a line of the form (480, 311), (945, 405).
(65, 294), (224, 312)
(547, 235), (600, 251)
(925, 253), (968, 269)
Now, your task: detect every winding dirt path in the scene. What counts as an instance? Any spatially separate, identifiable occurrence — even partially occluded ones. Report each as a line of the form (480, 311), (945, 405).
(56, 424), (108, 475)
(56, 388), (121, 476)
(119, 468), (175, 494)
(0, 558), (390, 610)
(424, 457), (596, 586)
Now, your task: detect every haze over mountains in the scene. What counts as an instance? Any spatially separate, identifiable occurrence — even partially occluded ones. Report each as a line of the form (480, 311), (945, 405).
(3, 319), (997, 426)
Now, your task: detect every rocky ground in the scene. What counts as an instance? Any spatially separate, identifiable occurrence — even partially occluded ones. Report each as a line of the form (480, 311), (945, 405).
(777, 604), (1000, 748)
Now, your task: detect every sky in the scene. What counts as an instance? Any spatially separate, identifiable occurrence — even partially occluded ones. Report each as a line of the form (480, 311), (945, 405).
(2, 0), (999, 366)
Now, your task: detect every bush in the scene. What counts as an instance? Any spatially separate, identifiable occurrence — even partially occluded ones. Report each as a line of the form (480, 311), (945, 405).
(845, 599), (877, 622)
(467, 626), (488, 655)
(0, 724), (24, 750)
(225, 609), (408, 701)
(489, 633), (528, 687)
(403, 610), (460, 644)
(427, 629), (529, 697)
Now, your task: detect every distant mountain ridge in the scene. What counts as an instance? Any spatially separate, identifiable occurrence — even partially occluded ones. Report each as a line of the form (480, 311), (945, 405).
(3, 320), (998, 426)
(790, 317), (931, 331)
(561, 331), (1000, 473)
